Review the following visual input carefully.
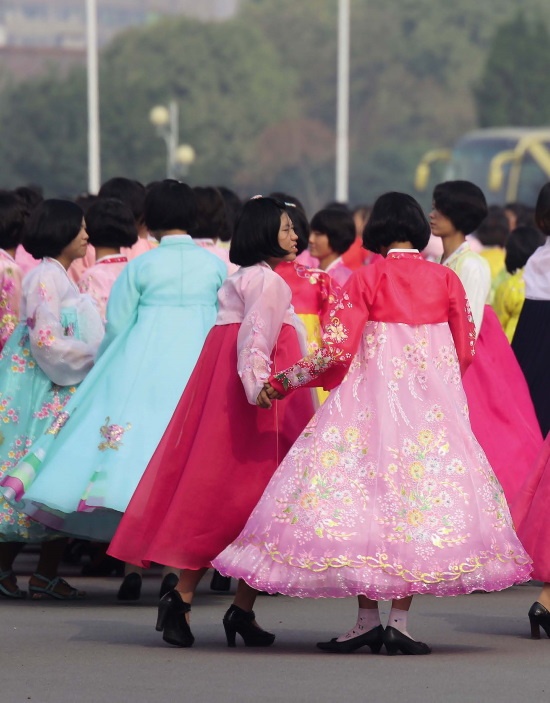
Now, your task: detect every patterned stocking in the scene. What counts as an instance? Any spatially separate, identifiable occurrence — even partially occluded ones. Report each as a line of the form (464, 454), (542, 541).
(336, 607), (381, 642)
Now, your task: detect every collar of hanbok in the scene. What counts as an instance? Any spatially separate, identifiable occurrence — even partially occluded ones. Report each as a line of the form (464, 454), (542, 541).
(440, 240), (470, 266)
(387, 248), (421, 260)
(159, 234), (192, 246)
(43, 256), (80, 291)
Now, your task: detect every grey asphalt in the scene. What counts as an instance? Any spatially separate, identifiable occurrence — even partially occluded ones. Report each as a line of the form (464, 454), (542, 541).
(1, 556), (548, 703)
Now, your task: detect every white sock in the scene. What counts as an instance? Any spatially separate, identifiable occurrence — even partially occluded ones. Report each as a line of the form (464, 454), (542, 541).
(336, 608), (381, 641)
(388, 607), (411, 638)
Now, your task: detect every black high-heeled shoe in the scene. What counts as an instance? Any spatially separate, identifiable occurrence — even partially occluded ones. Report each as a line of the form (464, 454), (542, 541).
(222, 604), (275, 647)
(316, 624), (385, 654)
(383, 626), (431, 655)
(156, 591), (194, 648)
(116, 572), (142, 601)
(528, 602), (550, 639)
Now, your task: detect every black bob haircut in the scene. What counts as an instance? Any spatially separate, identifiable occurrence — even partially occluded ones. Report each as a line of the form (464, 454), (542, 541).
(0, 190), (26, 249)
(432, 180), (488, 234)
(535, 182), (550, 236)
(310, 208), (355, 255)
(505, 226), (546, 274)
(22, 199), (83, 259)
(144, 180), (197, 234)
(98, 178), (146, 223)
(85, 198), (138, 249)
(363, 192), (431, 253)
(230, 197), (289, 267)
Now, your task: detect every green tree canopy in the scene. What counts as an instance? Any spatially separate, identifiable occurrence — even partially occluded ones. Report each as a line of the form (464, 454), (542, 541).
(474, 12), (550, 127)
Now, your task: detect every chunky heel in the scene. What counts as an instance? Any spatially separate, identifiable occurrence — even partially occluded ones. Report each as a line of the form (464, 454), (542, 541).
(222, 604), (275, 648)
(224, 623), (237, 647)
(528, 602), (550, 639)
(529, 616), (541, 640)
(156, 594), (171, 632)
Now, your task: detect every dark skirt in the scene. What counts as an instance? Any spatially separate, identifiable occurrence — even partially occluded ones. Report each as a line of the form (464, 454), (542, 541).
(512, 298), (550, 437)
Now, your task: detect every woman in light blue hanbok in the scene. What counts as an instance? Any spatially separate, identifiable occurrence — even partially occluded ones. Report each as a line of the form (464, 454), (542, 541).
(0, 180), (226, 598)
(0, 199), (104, 599)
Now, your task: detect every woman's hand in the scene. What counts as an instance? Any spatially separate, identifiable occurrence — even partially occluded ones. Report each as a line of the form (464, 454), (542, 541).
(256, 383), (284, 408)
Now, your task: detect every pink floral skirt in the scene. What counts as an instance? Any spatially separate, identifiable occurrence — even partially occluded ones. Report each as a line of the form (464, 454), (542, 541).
(214, 321), (532, 599)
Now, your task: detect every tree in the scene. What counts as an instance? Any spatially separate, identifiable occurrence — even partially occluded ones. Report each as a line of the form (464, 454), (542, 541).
(474, 12), (550, 126)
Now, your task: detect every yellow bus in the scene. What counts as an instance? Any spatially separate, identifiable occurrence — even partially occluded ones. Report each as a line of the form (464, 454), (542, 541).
(415, 128), (550, 205)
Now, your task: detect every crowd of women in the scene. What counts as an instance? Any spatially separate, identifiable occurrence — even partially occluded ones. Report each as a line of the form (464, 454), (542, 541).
(0, 176), (549, 655)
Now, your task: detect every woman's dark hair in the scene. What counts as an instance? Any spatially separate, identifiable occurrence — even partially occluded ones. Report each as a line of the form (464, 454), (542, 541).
(144, 180), (197, 233)
(0, 190), (26, 249)
(22, 199), (83, 259)
(74, 193), (99, 214)
(475, 205), (509, 247)
(505, 225), (546, 273)
(535, 182), (550, 236)
(310, 208), (356, 255)
(269, 192), (306, 213)
(98, 178), (146, 223)
(217, 186), (242, 242)
(85, 198), (138, 249)
(230, 197), (289, 267)
(432, 181), (488, 234)
(363, 192), (431, 253)
(191, 186), (230, 241)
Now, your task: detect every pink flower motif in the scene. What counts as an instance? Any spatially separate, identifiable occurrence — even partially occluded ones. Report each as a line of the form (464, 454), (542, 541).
(98, 416), (132, 451)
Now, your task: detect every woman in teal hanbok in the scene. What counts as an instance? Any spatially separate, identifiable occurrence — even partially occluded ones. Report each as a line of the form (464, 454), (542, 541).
(0, 180), (226, 598)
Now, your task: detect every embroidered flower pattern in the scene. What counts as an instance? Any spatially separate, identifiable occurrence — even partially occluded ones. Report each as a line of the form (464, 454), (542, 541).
(98, 417), (132, 451)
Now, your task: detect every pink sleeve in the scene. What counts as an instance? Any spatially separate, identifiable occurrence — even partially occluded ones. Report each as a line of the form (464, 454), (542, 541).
(27, 269), (99, 385)
(270, 272), (370, 395)
(77, 270), (106, 323)
(237, 268), (292, 405)
(447, 271), (476, 376)
(0, 261), (22, 350)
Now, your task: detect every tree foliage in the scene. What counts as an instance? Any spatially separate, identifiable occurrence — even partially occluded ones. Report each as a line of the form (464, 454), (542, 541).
(1, 1), (550, 209)
(474, 12), (550, 127)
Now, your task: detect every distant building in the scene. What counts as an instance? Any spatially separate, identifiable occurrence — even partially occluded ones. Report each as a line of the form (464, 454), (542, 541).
(0, 0), (240, 81)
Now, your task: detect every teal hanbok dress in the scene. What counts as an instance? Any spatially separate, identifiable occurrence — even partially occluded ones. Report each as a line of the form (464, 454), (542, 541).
(1, 235), (226, 540)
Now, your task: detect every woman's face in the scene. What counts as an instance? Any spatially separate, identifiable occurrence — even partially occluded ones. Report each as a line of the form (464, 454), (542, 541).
(308, 230), (333, 259)
(429, 205), (455, 238)
(61, 219), (89, 262)
(277, 212), (298, 260)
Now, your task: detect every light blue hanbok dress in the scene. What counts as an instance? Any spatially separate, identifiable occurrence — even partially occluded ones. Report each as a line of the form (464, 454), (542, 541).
(0, 258), (104, 541)
(1, 235), (226, 540)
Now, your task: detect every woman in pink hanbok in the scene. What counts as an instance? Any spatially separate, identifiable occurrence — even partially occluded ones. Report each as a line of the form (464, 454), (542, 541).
(0, 191), (25, 350)
(108, 197), (315, 648)
(308, 208), (355, 286)
(430, 181), (543, 504)
(77, 199), (137, 323)
(191, 186), (239, 275)
(213, 192), (532, 655)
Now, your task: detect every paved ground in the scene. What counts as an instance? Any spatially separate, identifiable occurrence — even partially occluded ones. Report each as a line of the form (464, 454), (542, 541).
(1, 553), (548, 703)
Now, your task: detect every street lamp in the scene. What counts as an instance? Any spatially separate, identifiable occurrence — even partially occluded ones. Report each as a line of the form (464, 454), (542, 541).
(149, 101), (196, 178)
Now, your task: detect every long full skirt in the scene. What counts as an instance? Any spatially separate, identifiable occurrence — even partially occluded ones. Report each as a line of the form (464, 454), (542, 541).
(108, 323), (315, 569)
(462, 305), (543, 504)
(213, 321), (532, 599)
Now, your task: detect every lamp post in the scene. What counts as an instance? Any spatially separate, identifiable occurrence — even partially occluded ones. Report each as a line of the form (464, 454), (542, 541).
(149, 101), (196, 179)
(335, 0), (350, 202)
(86, 0), (101, 193)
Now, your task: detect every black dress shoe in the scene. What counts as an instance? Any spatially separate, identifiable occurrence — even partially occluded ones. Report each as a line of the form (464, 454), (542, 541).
(528, 602), (550, 639)
(223, 604), (275, 647)
(383, 626), (431, 655)
(156, 590), (194, 648)
(116, 572), (142, 601)
(316, 624), (385, 653)
(159, 573), (179, 599)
